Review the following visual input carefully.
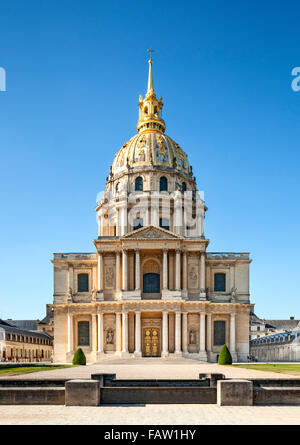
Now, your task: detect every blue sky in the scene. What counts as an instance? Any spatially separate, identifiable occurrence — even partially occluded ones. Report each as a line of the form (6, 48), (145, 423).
(0, 0), (299, 319)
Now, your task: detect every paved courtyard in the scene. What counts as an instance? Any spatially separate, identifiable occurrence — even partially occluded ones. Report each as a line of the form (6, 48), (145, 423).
(1, 357), (300, 381)
(1, 358), (300, 425)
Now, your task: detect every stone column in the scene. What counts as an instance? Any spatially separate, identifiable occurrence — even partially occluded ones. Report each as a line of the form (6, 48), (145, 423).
(116, 251), (121, 292)
(207, 313), (212, 353)
(97, 313), (104, 354)
(135, 249), (141, 290)
(122, 249), (128, 291)
(98, 252), (103, 292)
(230, 313), (236, 354)
(200, 252), (206, 299)
(175, 312), (182, 355)
(134, 311), (142, 357)
(120, 205), (127, 236)
(199, 312), (207, 360)
(92, 314), (97, 353)
(182, 250), (187, 290)
(163, 249), (168, 290)
(67, 313), (73, 353)
(182, 312), (188, 353)
(122, 312), (129, 355)
(116, 208), (120, 236)
(175, 249), (181, 291)
(162, 311), (169, 357)
(115, 312), (122, 355)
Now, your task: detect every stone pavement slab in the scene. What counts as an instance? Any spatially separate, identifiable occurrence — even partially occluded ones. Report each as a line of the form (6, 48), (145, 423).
(1, 404), (300, 425)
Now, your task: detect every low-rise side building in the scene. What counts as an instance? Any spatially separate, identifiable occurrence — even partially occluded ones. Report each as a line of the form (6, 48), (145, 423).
(0, 320), (53, 362)
(250, 322), (300, 362)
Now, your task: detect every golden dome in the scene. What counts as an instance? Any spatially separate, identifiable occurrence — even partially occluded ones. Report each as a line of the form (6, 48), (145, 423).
(111, 56), (192, 178)
(112, 131), (191, 176)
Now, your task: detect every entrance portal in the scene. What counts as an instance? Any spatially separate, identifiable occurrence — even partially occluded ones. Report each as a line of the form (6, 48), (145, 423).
(143, 328), (160, 357)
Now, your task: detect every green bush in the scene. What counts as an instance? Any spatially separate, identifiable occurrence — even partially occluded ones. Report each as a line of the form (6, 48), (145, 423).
(218, 344), (232, 365)
(72, 348), (86, 365)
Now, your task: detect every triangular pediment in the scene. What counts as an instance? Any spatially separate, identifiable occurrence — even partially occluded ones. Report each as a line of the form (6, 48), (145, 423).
(123, 225), (182, 240)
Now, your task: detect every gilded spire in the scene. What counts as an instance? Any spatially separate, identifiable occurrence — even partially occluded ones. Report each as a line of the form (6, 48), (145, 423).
(137, 51), (165, 134)
(147, 48), (154, 94)
(147, 58), (154, 93)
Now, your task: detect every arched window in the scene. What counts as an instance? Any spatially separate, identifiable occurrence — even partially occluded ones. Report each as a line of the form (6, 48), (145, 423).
(116, 182), (120, 193)
(135, 176), (143, 191)
(133, 218), (143, 230)
(159, 218), (169, 231)
(214, 321), (226, 346)
(78, 273), (89, 292)
(159, 176), (168, 191)
(214, 273), (226, 292)
(143, 273), (160, 293)
(182, 182), (187, 192)
(78, 321), (90, 346)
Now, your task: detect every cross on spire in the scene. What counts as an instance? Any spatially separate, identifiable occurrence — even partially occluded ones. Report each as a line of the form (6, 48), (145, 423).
(148, 48), (155, 60)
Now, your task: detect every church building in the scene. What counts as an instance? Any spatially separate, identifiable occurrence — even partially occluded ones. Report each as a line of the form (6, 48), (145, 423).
(51, 57), (253, 363)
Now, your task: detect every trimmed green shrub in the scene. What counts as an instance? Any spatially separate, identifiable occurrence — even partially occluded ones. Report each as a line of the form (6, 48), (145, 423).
(218, 344), (232, 365)
(72, 348), (86, 365)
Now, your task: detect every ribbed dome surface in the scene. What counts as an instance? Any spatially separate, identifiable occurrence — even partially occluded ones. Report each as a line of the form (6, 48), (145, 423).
(112, 131), (191, 176)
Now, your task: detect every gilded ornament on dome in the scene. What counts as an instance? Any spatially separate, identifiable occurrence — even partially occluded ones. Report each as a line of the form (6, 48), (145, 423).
(137, 147), (146, 162)
(137, 135), (147, 148)
(156, 135), (168, 162)
(175, 143), (186, 168)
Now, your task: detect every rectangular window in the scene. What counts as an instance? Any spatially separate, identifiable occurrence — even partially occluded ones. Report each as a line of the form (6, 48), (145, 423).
(214, 273), (226, 292)
(78, 273), (89, 292)
(78, 321), (90, 346)
(214, 320), (226, 346)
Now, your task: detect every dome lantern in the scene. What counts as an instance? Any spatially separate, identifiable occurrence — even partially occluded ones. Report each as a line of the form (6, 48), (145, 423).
(137, 54), (166, 134)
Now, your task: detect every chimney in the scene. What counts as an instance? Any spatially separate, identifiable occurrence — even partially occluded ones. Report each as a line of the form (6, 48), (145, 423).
(290, 316), (294, 320)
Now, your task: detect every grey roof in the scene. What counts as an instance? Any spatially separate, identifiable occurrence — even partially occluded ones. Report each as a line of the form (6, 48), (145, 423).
(0, 319), (13, 327)
(0, 321), (53, 340)
(263, 319), (300, 331)
(4, 320), (39, 331)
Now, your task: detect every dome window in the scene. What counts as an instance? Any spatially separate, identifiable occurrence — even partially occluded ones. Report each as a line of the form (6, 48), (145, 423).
(159, 218), (169, 231)
(159, 176), (168, 191)
(135, 176), (143, 191)
(182, 182), (187, 192)
(133, 218), (143, 230)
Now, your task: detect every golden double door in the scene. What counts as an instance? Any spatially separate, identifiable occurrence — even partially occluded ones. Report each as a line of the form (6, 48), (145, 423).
(143, 328), (160, 357)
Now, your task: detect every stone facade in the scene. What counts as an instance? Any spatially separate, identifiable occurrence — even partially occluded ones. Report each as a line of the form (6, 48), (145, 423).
(51, 57), (253, 363)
